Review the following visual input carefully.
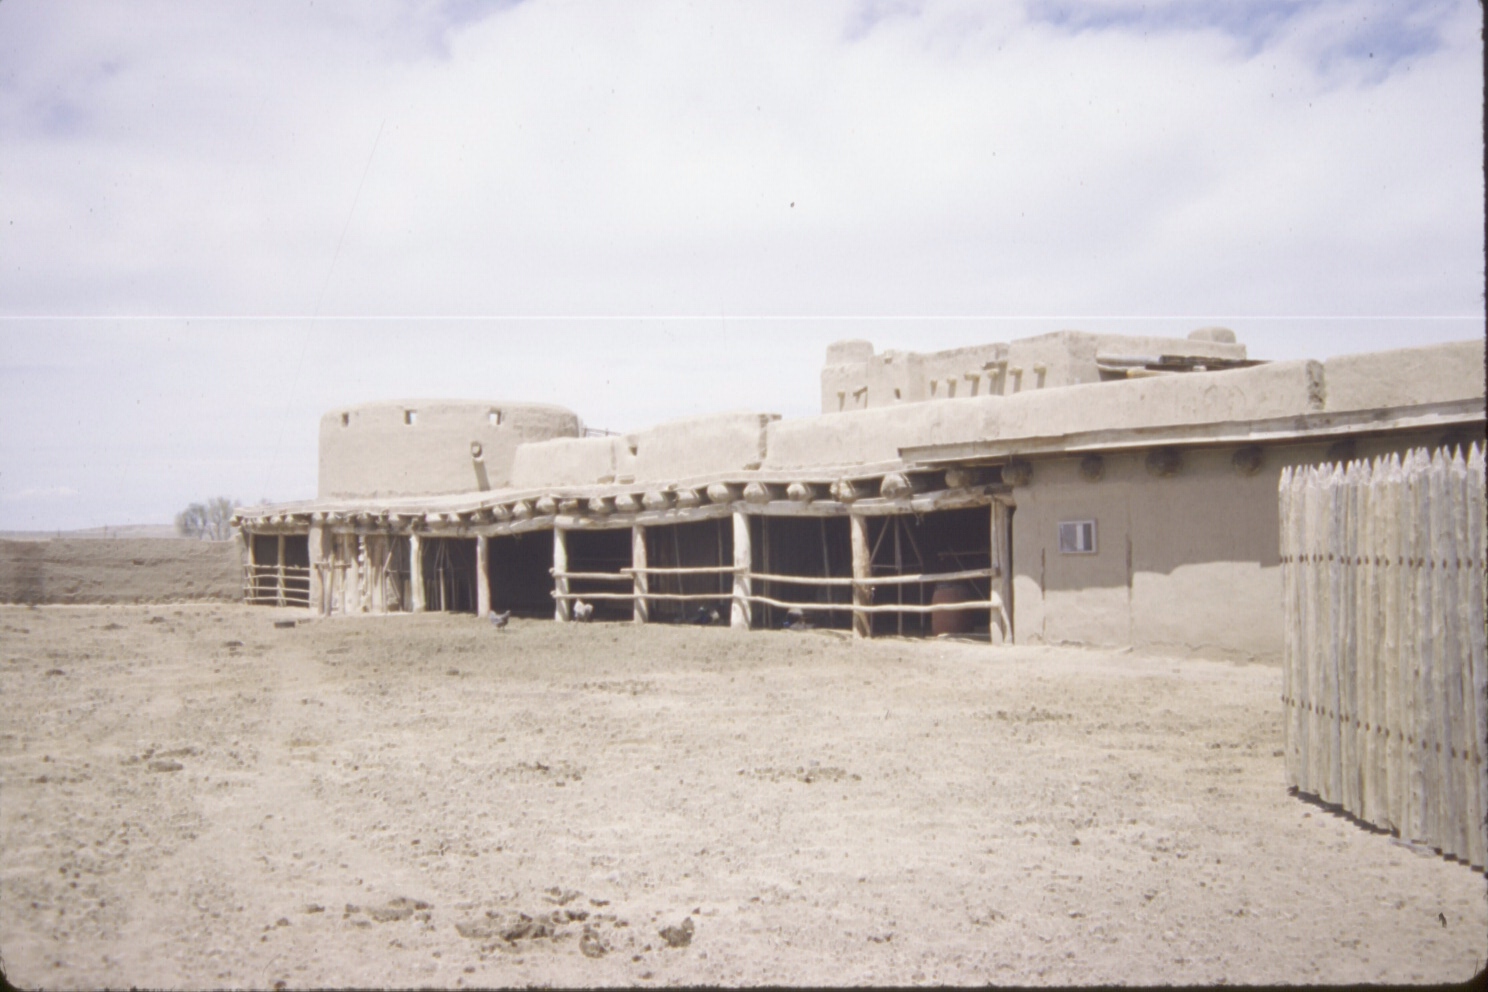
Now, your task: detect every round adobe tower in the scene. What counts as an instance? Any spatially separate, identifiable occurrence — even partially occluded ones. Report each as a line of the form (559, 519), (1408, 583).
(318, 400), (580, 499)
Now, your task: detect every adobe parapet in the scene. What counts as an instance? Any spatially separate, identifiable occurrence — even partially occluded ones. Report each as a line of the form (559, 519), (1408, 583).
(820, 328), (1249, 412)
(319, 400), (580, 499)
(511, 411), (779, 488)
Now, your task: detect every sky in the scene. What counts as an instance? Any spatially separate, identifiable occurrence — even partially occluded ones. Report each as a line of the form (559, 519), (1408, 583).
(0, 0), (1482, 530)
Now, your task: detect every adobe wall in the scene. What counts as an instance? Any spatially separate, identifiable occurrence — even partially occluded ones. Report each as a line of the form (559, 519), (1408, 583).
(631, 412), (777, 482)
(820, 342), (1009, 412)
(511, 412), (779, 487)
(989, 357), (1322, 438)
(1008, 428), (1468, 660)
(774, 359), (1323, 471)
(511, 435), (630, 488)
(821, 329), (1248, 412)
(764, 399), (993, 472)
(1322, 338), (1485, 412)
(319, 401), (579, 499)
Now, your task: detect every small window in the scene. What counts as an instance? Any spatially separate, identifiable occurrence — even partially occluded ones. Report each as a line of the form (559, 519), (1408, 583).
(404, 409), (417, 426)
(489, 409), (502, 426)
(340, 412), (349, 427)
(1058, 520), (1097, 554)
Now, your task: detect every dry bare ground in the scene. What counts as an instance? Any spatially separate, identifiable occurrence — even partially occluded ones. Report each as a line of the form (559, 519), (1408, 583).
(1, 603), (1484, 988)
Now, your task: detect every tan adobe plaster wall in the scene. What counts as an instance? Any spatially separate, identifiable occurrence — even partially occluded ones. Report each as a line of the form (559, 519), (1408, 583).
(912, 344), (1010, 401)
(1009, 429), (1470, 660)
(511, 412), (778, 487)
(778, 359), (1323, 471)
(1322, 339), (1485, 412)
(821, 330), (1248, 412)
(511, 435), (630, 488)
(319, 401), (579, 499)
(1013, 447), (1296, 659)
(989, 358), (1322, 439)
(763, 399), (993, 471)
(631, 412), (778, 482)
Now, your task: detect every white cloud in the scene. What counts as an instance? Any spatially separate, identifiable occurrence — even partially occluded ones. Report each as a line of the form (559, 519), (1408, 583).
(0, 0), (1478, 319)
(0, 1), (1479, 529)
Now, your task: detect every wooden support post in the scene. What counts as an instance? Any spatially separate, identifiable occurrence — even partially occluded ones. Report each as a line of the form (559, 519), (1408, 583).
(356, 535), (368, 613)
(554, 527), (571, 622)
(893, 517), (903, 637)
(731, 512), (751, 630)
(991, 500), (1012, 644)
(369, 536), (385, 615)
(276, 534), (287, 607)
(632, 525), (649, 624)
(342, 534), (355, 616)
(308, 523), (326, 616)
(476, 534), (491, 618)
(850, 513), (871, 639)
(244, 529), (256, 604)
(410, 533), (426, 613)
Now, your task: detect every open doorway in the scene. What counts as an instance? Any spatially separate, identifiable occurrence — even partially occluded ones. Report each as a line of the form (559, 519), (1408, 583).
(865, 506), (992, 637)
(563, 528), (633, 622)
(374, 535), (412, 613)
(750, 516), (853, 630)
(488, 532), (555, 618)
(422, 537), (478, 613)
(645, 518), (733, 624)
(249, 533), (310, 607)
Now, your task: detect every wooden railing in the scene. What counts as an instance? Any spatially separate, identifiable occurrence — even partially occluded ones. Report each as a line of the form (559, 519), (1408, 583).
(242, 564), (311, 607)
(548, 565), (1003, 619)
(549, 567), (732, 603)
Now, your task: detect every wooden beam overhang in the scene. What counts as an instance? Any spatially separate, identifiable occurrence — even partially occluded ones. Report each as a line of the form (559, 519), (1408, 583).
(234, 464), (1021, 541)
(899, 398), (1485, 467)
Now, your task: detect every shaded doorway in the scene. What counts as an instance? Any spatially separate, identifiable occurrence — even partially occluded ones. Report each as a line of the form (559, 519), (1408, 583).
(422, 537), (478, 613)
(644, 518), (733, 624)
(565, 528), (633, 622)
(248, 533), (310, 607)
(750, 516), (853, 630)
(864, 506), (991, 637)
(488, 531), (555, 618)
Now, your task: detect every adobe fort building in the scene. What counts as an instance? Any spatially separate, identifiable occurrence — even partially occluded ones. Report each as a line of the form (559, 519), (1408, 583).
(234, 329), (1485, 659)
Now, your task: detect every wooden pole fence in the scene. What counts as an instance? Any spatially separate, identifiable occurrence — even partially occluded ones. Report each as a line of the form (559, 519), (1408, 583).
(1280, 444), (1485, 869)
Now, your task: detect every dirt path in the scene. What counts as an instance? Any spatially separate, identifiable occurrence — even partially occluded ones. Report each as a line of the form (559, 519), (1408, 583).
(2, 604), (1484, 987)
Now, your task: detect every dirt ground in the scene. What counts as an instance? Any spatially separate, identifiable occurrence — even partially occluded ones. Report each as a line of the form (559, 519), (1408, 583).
(1, 604), (1484, 989)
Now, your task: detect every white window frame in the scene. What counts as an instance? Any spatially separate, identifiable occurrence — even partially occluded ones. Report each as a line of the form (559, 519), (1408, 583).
(1058, 519), (1097, 555)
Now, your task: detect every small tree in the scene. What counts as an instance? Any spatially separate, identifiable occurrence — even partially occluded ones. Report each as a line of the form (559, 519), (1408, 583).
(175, 503), (207, 539)
(204, 496), (235, 541)
(177, 497), (237, 540)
